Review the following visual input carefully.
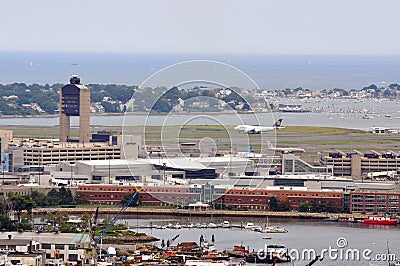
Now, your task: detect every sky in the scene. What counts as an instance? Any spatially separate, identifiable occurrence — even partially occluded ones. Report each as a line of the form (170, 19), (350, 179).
(1, 0), (400, 55)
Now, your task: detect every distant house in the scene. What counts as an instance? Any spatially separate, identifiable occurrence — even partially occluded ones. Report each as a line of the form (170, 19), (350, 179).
(370, 127), (398, 134)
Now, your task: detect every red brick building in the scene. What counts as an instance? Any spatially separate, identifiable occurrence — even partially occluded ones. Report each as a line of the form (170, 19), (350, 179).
(219, 188), (343, 211)
(139, 186), (198, 207)
(76, 184), (198, 207)
(76, 184), (140, 205)
(75, 184), (400, 215)
(349, 191), (400, 214)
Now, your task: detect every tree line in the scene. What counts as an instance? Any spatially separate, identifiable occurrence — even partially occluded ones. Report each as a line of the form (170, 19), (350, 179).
(0, 83), (136, 115)
(0, 187), (75, 231)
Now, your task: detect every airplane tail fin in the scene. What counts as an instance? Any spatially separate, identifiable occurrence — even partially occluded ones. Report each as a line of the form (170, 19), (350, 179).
(273, 118), (283, 128)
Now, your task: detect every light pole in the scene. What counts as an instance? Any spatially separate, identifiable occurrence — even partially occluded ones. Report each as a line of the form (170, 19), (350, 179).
(70, 164), (73, 186)
(108, 156), (111, 184)
(38, 151), (42, 185)
(1, 159), (5, 186)
(162, 162), (166, 185)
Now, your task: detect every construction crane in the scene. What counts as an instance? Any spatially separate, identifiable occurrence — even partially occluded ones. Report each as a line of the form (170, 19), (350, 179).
(94, 190), (140, 245)
(166, 234), (180, 247)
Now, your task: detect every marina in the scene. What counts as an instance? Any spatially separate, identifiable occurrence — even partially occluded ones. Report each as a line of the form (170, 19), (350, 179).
(98, 216), (400, 266)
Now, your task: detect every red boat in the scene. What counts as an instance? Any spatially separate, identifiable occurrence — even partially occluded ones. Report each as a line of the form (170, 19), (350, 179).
(227, 245), (249, 258)
(363, 216), (397, 225)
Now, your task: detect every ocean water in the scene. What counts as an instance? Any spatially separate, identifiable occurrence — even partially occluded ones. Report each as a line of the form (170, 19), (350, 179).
(0, 52), (399, 90)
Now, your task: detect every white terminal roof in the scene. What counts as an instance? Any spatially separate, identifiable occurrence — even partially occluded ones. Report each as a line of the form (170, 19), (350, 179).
(355, 182), (395, 190)
(193, 157), (251, 164)
(230, 174), (353, 182)
(137, 158), (208, 170)
(76, 159), (148, 166)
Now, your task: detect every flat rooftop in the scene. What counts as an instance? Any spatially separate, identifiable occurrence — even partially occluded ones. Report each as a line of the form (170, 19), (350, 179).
(10, 138), (115, 149)
(0, 232), (90, 245)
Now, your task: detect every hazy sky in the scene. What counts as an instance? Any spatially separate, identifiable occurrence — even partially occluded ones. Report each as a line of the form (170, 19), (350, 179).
(1, 0), (399, 55)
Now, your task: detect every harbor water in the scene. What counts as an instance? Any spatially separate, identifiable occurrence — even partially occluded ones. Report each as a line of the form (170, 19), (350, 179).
(114, 216), (400, 266)
(1, 98), (400, 130)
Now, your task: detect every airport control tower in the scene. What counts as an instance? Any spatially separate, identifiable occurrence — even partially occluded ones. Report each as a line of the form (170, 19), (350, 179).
(59, 75), (90, 144)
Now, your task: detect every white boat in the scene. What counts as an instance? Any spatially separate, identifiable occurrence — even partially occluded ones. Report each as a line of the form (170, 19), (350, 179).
(244, 222), (262, 231)
(188, 223), (195, 228)
(222, 221), (231, 228)
(155, 225), (166, 229)
(259, 226), (288, 233)
(208, 222), (218, 228)
(174, 223), (182, 229)
(258, 217), (288, 233)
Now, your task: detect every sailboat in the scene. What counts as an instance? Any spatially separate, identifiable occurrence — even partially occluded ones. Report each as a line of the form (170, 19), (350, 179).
(256, 217), (288, 233)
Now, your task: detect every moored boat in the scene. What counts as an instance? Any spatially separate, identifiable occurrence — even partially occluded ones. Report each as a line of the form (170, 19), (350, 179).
(245, 244), (291, 263)
(244, 222), (262, 231)
(363, 216), (397, 225)
(258, 226), (288, 233)
(222, 221), (231, 228)
(324, 216), (339, 222)
(227, 245), (249, 258)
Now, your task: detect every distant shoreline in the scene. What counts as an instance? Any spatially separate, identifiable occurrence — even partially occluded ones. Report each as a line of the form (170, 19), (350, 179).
(0, 110), (271, 119)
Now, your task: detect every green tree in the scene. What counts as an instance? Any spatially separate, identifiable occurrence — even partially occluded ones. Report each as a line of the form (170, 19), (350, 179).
(299, 202), (310, 212)
(152, 99), (172, 113)
(278, 200), (291, 211)
(9, 194), (36, 222)
(121, 193), (139, 207)
(101, 101), (121, 113)
(59, 187), (74, 205)
(0, 215), (13, 230)
(31, 191), (49, 207)
(268, 196), (279, 211)
(310, 200), (319, 212)
(47, 188), (61, 206)
(326, 201), (339, 213)
(0, 197), (7, 215)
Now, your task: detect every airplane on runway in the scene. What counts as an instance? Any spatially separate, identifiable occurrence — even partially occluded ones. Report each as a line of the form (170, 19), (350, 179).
(267, 141), (305, 153)
(234, 118), (284, 134)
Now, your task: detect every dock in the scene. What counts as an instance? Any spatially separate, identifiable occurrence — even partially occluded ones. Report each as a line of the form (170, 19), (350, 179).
(33, 207), (370, 220)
